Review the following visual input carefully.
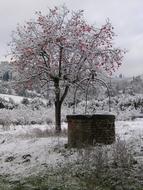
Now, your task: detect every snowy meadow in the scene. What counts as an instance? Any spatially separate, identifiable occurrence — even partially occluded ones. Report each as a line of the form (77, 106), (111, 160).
(0, 94), (142, 189)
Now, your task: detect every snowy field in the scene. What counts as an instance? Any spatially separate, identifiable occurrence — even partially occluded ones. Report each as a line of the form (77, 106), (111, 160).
(0, 120), (142, 181)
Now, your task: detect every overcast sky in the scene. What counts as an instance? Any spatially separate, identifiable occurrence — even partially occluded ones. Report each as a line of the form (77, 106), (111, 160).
(0, 0), (143, 77)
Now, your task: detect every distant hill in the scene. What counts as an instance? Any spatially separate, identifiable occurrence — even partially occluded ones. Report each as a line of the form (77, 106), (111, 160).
(110, 74), (143, 95)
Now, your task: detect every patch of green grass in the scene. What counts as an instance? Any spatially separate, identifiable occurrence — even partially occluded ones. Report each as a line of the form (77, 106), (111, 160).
(7, 162), (143, 190)
(1, 142), (143, 190)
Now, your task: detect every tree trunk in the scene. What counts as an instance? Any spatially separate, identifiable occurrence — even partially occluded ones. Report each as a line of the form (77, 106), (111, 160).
(54, 79), (62, 133)
(55, 99), (62, 133)
(54, 78), (69, 133)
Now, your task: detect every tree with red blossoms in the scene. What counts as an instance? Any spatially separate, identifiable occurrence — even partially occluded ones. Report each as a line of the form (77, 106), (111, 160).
(10, 6), (125, 132)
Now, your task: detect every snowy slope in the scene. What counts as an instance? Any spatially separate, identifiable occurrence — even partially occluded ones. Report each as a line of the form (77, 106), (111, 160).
(0, 93), (25, 103)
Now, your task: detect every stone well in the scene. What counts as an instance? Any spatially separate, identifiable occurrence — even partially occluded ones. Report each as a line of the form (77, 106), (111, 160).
(67, 114), (115, 148)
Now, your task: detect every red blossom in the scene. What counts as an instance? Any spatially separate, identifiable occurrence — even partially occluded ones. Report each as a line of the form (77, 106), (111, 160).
(10, 5), (125, 86)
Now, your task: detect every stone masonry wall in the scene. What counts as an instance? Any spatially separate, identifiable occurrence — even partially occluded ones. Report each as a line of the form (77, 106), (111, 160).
(67, 114), (115, 148)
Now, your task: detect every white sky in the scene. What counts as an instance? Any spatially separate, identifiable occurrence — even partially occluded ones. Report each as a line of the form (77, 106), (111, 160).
(0, 0), (143, 77)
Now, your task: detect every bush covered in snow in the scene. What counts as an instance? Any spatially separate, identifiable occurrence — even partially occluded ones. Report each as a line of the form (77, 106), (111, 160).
(0, 92), (143, 126)
(70, 94), (143, 120)
(0, 106), (54, 126)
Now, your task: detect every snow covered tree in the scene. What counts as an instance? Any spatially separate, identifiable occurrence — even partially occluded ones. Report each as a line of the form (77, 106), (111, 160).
(10, 6), (124, 132)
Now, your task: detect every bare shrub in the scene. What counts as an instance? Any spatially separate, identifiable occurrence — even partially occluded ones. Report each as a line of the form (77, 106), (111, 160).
(33, 128), (55, 137)
(21, 98), (30, 106)
(0, 107), (54, 127)
(112, 137), (134, 168)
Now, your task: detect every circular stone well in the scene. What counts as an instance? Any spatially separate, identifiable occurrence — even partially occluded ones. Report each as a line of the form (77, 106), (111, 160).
(67, 114), (115, 147)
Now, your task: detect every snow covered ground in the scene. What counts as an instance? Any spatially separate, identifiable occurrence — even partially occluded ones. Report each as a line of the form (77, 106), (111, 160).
(0, 120), (142, 181)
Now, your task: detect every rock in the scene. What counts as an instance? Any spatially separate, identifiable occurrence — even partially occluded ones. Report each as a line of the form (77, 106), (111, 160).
(0, 102), (5, 109)
(5, 156), (15, 162)
(22, 154), (32, 159)
(41, 163), (48, 167)
(23, 158), (30, 163)
(22, 154), (32, 163)
(132, 159), (138, 165)
(9, 180), (20, 185)
(64, 143), (68, 148)
(1, 139), (5, 144)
